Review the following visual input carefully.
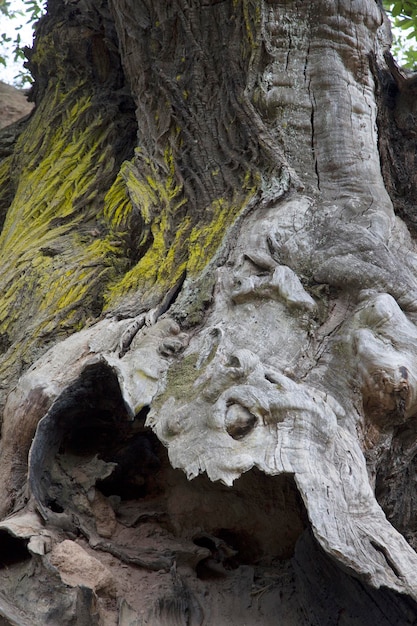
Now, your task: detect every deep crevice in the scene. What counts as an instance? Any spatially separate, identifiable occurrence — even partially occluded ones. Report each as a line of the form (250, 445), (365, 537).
(27, 362), (307, 575)
(0, 533), (30, 568)
(370, 540), (401, 578)
(28, 361), (163, 515)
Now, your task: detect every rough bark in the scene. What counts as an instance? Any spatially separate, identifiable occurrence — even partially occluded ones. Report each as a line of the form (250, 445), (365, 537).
(1, 0), (417, 623)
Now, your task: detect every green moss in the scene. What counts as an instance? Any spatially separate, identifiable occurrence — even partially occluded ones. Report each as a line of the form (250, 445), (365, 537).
(153, 352), (200, 410)
(105, 149), (259, 309)
(103, 169), (134, 230)
(187, 184), (256, 275)
(0, 0), (266, 389)
(0, 157), (12, 188)
(173, 271), (217, 329)
(0, 88), (261, 400)
(0, 156), (13, 224)
(0, 83), (127, 359)
(231, 0), (261, 52)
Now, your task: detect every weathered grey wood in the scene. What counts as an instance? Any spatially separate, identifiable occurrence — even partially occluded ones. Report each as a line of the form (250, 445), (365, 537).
(1, 0), (417, 623)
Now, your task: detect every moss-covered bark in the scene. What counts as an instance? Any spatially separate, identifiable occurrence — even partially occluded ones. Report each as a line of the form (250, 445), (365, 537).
(0, 0), (287, 401)
(0, 0), (138, 397)
(2, 0), (417, 624)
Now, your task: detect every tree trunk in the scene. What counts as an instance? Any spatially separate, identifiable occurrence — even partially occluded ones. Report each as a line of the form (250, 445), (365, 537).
(1, 0), (417, 623)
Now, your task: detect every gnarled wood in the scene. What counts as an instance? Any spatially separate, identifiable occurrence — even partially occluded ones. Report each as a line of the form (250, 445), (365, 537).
(1, 0), (417, 623)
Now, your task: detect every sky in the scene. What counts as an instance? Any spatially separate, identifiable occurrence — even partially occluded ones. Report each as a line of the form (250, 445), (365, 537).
(0, 0), (39, 85)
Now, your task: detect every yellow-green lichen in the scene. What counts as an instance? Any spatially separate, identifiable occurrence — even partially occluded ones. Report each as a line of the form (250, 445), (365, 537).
(0, 156), (12, 189)
(153, 352), (200, 410)
(0, 16), (264, 392)
(0, 82), (129, 368)
(103, 169), (134, 231)
(0, 156), (13, 220)
(104, 135), (260, 308)
(186, 187), (256, 275)
(231, 0), (261, 52)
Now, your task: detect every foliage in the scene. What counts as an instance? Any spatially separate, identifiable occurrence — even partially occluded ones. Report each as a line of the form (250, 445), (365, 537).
(0, 0), (44, 85)
(383, 1), (417, 69)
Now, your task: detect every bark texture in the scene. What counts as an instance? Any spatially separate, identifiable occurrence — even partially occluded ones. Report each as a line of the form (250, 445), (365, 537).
(1, 0), (417, 624)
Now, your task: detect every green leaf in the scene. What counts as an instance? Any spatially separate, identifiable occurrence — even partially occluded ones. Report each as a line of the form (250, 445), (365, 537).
(13, 69), (33, 87)
(0, 1), (11, 17)
(398, 17), (413, 28)
(403, 1), (416, 14)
